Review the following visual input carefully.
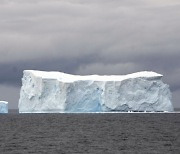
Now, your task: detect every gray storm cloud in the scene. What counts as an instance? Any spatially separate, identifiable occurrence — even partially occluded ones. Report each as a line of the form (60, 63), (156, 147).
(0, 0), (180, 108)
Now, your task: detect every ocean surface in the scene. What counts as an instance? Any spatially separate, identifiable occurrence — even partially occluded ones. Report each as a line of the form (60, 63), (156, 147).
(0, 111), (179, 154)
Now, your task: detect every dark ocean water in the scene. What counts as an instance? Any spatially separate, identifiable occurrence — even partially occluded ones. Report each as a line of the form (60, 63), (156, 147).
(0, 111), (180, 154)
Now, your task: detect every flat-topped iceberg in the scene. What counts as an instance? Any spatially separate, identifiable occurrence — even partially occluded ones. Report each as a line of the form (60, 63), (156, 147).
(0, 101), (8, 113)
(18, 70), (174, 113)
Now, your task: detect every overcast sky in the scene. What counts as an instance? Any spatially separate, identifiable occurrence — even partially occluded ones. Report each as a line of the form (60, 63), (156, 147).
(0, 0), (180, 109)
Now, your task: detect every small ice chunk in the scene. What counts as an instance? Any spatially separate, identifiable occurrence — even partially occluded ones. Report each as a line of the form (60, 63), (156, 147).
(0, 101), (8, 113)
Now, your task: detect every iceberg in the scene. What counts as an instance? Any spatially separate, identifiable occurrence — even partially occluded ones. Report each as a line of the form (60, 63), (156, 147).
(18, 70), (174, 113)
(0, 101), (8, 113)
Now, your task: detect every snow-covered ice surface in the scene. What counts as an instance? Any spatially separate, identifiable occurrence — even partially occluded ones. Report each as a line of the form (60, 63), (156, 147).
(18, 70), (174, 113)
(0, 101), (8, 113)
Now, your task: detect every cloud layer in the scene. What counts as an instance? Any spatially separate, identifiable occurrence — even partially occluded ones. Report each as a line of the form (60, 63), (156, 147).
(0, 0), (180, 108)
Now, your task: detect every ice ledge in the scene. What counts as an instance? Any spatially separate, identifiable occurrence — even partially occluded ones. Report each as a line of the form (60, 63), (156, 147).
(24, 70), (163, 83)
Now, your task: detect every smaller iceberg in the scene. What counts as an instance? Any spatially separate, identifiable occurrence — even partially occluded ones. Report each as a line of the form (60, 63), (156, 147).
(0, 101), (8, 113)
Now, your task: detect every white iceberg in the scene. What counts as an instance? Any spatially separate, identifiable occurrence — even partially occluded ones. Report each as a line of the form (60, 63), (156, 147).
(18, 70), (174, 113)
(0, 101), (8, 113)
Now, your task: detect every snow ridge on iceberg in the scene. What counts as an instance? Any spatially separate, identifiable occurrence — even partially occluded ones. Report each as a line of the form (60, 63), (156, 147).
(18, 70), (174, 113)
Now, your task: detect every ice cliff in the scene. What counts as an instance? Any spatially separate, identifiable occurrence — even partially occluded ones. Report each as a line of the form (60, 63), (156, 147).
(18, 70), (174, 113)
(0, 101), (8, 113)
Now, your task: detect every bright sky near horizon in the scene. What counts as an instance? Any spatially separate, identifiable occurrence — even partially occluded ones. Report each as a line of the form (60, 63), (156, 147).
(0, 0), (180, 109)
